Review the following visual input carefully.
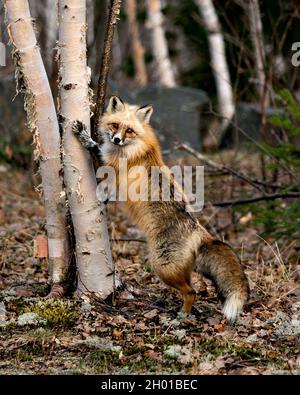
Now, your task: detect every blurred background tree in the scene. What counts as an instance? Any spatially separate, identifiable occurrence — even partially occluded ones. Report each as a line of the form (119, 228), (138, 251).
(0, 0), (300, 241)
(1, 0), (300, 159)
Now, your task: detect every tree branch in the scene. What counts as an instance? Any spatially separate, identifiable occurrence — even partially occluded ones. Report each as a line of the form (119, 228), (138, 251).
(93, 0), (122, 142)
(176, 143), (276, 192)
(111, 237), (147, 243)
(210, 192), (300, 208)
(203, 104), (300, 183)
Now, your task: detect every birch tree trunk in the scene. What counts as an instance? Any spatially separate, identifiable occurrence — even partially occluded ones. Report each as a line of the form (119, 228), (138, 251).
(58, 0), (114, 298)
(126, 0), (148, 86)
(146, 0), (175, 87)
(5, 0), (70, 288)
(196, 0), (235, 146)
(248, 0), (269, 114)
(247, 0), (269, 181)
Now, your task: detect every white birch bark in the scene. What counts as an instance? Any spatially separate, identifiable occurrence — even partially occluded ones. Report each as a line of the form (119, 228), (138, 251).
(248, 0), (269, 108)
(58, 0), (114, 298)
(196, 0), (235, 142)
(146, 0), (176, 87)
(126, 0), (148, 86)
(4, 0), (70, 285)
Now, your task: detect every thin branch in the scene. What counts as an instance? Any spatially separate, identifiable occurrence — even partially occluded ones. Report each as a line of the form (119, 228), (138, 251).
(93, 0), (122, 143)
(176, 143), (275, 192)
(204, 104), (300, 182)
(110, 237), (147, 243)
(210, 192), (300, 208)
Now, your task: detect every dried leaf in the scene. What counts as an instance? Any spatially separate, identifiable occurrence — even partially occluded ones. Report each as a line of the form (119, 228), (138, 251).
(144, 343), (155, 349)
(143, 309), (158, 319)
(239, 212), (253, 225)
(112, 329), (122, 338)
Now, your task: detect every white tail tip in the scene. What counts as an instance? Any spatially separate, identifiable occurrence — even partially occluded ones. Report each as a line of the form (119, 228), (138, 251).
(222, 293), (244, 323)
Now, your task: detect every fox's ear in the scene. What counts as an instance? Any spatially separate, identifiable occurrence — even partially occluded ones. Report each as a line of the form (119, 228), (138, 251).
(136, 104), (153, 123)
(107, 96), (125, 113)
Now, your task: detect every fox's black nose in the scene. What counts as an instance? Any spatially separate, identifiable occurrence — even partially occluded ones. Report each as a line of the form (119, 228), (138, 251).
(113, 137), (121, 145)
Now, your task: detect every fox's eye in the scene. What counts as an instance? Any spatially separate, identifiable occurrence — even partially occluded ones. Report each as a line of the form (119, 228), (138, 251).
(112, 123), (119, 130)
(126, 128), (134, 134)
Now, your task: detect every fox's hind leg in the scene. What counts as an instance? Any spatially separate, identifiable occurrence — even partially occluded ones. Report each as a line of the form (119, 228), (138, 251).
(178, 282), (196, 314)
(155, 262), (196, 314)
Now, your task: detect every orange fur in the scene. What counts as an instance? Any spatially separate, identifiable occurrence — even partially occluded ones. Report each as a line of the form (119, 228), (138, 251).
(96, 97), (249, 321)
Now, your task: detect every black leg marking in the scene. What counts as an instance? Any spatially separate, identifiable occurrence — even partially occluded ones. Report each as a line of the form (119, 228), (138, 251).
(72, 120), (102, 160)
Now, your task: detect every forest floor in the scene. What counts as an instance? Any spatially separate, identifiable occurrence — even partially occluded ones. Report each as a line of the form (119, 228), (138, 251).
(0, 151), (299, 375)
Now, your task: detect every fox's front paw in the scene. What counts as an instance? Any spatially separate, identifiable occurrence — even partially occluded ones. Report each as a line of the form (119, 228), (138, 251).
(71, 120), (102, 159)
(72, 120), (86, 136)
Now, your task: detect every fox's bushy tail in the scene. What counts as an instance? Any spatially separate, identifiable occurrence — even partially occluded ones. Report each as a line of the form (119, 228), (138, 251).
(196, 239), (249, 323)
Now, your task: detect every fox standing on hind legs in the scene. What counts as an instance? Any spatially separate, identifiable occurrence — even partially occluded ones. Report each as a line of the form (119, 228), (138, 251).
(73, 96), (249, 323)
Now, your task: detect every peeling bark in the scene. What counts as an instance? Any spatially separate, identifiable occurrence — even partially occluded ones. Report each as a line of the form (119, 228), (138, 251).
(58, 0), (114, 298)
(4, 0), (70, 286)
(146, 0), (176, 87)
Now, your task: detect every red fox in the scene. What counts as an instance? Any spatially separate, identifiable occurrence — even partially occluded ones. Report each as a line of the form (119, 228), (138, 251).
(73, 96), (249, 322)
